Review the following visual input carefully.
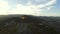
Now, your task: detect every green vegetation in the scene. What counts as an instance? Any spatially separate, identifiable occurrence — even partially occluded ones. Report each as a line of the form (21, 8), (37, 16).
(28, 23), (57, 34)
(0, 15), (59, 34)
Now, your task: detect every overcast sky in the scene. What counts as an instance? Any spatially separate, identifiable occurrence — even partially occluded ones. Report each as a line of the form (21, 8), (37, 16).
(0, 0), (60, 16)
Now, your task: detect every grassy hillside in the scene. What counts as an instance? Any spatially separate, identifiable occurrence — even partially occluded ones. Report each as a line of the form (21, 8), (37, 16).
(0, 15), (60, 34)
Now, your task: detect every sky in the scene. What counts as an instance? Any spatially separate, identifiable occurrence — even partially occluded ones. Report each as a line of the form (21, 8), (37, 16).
(0, 0), (60, 16)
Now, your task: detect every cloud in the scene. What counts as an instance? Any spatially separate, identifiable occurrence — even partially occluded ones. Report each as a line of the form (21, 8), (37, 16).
(10, 0), (57, 16)
(35, 0), (40, 1)
(0, 0), (10, 15)
(0, 0), (57, 16)
(40, 13), (59, 16)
